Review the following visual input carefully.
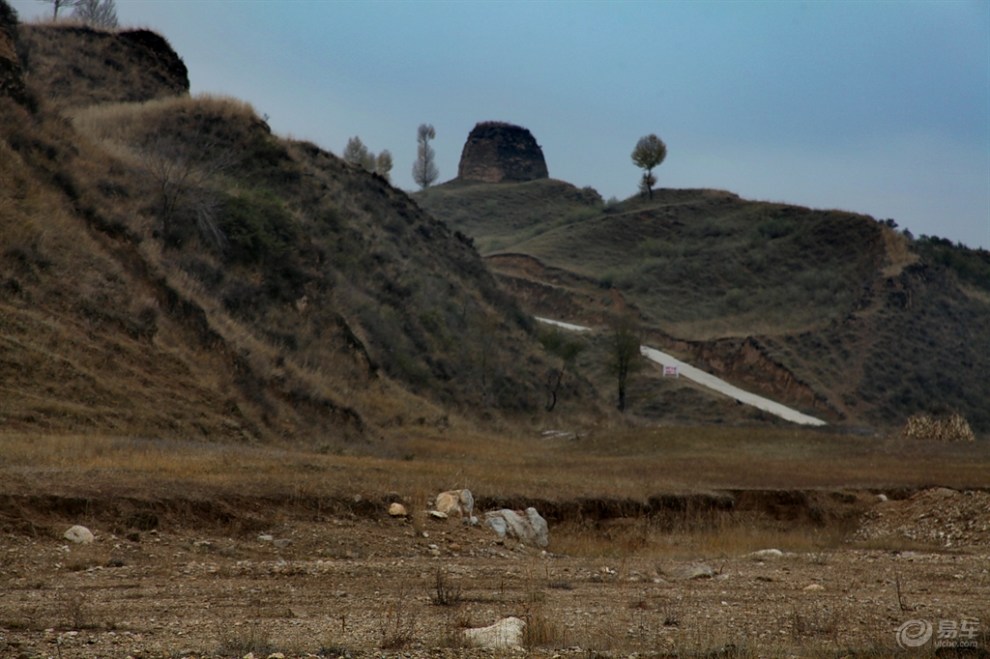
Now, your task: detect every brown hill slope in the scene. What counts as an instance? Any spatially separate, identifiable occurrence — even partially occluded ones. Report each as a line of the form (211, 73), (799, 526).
(1, 12), (599, 445)
(419, 180), (990, 434)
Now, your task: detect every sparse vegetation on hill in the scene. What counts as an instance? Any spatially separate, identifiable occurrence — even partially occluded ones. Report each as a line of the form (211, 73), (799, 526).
(1, 15), (604, 445)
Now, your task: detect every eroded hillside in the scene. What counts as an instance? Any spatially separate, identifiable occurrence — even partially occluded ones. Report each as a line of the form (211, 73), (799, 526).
(419, 180), (990, 434)
(1, 11), (600, 445)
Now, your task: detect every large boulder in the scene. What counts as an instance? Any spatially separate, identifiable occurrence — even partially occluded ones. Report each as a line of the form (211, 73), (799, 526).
(484, 507), (549, 547)
(463, 616), (526, 649)
(456, 121), (549, 183)
(64, 525), (95, 544)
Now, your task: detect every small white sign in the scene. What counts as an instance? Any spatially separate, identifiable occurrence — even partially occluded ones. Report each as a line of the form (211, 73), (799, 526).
(663, 365), (679, 378)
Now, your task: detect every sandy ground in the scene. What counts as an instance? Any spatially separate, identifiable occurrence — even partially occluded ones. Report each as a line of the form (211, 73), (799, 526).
(1, 489), (988, 658)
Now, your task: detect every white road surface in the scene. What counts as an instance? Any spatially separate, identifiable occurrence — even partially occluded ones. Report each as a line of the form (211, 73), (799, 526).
(536, 317), (826, 427)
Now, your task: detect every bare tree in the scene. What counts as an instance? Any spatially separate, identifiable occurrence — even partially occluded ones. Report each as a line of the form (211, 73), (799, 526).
(37, 0), (78, 20)
(140, 135), (234, 250)
(412, 123), (438, 190)
(631, 134), (666, 200)
(72, 0), (117, 28)
(539, 326), (585, 412)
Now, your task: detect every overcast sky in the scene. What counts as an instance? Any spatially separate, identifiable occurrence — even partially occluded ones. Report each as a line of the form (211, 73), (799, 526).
(13, 0), (990, 249)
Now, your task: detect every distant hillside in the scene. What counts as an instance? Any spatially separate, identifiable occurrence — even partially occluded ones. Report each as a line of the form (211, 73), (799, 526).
(0, 10), (604, 446)
(418, 179), (990, 434)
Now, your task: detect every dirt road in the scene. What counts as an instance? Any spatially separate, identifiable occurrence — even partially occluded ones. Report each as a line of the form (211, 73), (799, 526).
(536, 317), (826, 426)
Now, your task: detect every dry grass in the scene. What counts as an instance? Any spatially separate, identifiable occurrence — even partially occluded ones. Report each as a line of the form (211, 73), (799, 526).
(69, 94), (258, 154)
(1, 424), (985, 505)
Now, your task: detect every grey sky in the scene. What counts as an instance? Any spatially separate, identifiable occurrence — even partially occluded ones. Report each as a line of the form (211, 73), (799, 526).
(12, 0), (990, 248)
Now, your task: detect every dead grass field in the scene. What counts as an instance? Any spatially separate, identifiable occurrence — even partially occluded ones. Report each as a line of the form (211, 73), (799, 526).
(2, 426), (986, 501)
(1, 427), (987, 657)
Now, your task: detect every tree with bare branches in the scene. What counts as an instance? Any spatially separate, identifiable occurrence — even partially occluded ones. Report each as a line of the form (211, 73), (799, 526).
(72, 0), (118, 28)
(36, 0), (77, 21)
(412, 123), (438, 190)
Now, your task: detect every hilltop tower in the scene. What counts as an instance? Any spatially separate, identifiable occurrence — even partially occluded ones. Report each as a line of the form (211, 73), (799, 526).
(456, 121), (549, 183)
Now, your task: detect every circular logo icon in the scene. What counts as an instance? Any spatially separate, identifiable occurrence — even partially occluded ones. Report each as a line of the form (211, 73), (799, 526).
(896, 619), (933, 648)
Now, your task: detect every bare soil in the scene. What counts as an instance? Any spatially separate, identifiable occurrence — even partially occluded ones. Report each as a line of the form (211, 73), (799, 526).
(1, 489), (988, 658)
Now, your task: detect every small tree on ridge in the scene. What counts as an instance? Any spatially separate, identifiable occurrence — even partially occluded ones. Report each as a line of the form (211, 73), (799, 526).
(632, 134), (666, 200)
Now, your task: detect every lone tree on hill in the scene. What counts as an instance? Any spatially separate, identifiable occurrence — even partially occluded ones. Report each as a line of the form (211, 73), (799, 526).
(412, 123), (439, 190)
(632, 133), (666, 200)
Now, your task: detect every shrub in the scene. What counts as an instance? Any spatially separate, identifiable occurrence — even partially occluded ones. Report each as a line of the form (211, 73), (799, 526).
(218, 190), (297, 265)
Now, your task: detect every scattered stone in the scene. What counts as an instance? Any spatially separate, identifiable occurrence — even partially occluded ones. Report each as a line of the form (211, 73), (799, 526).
(64, 525), (94, 544)
(257, 534), (274, 543)
(676, 563), (715, 580)
(484, 508), (549, 547)
(463, 616), (526, 649)
(803, 583), (825, 592)
(854, 488), (990, 548)
(387, 502), (408, 517)
(428, 510), (448, 520)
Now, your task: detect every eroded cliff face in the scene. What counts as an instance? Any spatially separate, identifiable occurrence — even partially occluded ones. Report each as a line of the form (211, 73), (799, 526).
(457, 121), (548, 183)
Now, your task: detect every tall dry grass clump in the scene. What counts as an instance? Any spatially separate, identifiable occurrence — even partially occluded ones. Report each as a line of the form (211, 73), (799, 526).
(69, 94), (259, 160)
(901, 413), (975, 442)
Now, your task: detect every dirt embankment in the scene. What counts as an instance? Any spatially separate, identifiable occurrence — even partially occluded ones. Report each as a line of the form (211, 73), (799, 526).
(0, 487), (879, 538)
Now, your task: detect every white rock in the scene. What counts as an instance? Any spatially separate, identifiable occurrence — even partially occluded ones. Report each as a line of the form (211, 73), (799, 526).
(750, 548), (785, 560)
(484, 508), (549, 547)
(803, 583), (826, 592)
(388, 502), (408, 517)
(463, 616), (526, 649)
(679, 563), (715, 580)
(435, 489), (474, 519)
(63, 525), (94, 544)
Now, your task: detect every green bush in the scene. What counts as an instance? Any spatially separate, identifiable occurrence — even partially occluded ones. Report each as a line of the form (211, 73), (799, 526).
(219, 190), (297, 265)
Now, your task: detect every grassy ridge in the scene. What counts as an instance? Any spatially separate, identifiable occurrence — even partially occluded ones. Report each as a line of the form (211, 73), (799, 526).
(419, 181), (990, 434)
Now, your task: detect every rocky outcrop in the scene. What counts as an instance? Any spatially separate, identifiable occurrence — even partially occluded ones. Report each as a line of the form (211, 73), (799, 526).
(19, 24), (189, 107)
(0, 0), (28, 105)
(457, 121), (548, 183)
